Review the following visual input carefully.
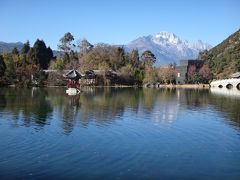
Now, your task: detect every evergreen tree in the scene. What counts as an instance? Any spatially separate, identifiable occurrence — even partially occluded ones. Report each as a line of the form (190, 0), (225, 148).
(12, 47), (19, 55)
(200, 29), (240, 78)
(27, 48), (35, 64)
(30, 39), (53, 69)
(3, 53), (16, 83)
(21, 40), (30, 54)
(0, 55), (6, 77)
(46, 47), (53, 61)
(141, 50), (156, 67)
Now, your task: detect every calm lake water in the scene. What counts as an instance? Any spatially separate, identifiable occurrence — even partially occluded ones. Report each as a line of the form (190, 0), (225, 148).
(0, 87), (240, 179)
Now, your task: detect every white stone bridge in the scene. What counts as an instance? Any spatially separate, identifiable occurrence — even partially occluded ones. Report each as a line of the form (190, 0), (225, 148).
(210, 78), (240, 90)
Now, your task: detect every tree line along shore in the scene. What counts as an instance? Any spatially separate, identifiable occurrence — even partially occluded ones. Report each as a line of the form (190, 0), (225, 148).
(0, 32), (215, 87)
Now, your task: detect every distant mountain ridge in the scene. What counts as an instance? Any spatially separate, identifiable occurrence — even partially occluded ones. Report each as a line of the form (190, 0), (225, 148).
(0, 41), (60, 56)
(125, 32), (212, 65)
(0, 41), (23, 53)
(0, 32), (212, 65)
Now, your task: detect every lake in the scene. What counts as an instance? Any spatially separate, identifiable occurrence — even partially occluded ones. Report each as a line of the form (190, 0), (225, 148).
(0, 87), (240, 179)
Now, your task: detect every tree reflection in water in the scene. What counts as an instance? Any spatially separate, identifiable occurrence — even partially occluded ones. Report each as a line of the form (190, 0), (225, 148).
(208, 91), (240, 129)
(0, 87), (239, 132)
(62, 95), (81, 134)
(0, 88), (52, 128)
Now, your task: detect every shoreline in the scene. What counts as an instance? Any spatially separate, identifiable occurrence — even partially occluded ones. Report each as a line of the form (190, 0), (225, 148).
(157, 84), (210, 89)
(2, 84), (210, 89)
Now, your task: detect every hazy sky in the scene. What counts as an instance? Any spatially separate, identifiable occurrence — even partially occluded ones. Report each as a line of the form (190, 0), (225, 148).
(0, 0), (239, 49)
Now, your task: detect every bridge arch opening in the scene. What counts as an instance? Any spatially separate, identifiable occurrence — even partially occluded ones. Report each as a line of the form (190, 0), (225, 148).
(237, 83), (240, 90)
(218, 85), (223, 88)
(226, 84), (233, 89)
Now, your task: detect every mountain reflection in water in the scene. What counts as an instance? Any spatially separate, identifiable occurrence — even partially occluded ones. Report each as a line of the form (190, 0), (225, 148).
(0, 87), (240, 179)
(0, 87), (239, 132)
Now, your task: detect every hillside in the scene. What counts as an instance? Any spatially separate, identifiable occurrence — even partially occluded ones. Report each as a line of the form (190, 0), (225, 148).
(199, 29), (240, 79)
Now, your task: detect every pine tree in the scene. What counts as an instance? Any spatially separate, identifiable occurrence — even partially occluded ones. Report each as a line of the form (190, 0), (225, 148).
(141, 50), (156, 67)
(0, 55), (6, 77)
(12, 47), (19, 55)
(30, 39), (53, 69)
(21, 40), (30, 54)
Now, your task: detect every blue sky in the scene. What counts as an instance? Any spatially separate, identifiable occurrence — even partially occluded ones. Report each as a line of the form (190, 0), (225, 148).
(0, 0), (239, 49)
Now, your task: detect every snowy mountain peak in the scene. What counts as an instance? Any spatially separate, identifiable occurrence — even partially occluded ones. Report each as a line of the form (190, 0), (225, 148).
(153, 31), (182, 45)
(126, 31), (212, 65)
(155, 31), (176, 39)
(192, 40), (212, 50)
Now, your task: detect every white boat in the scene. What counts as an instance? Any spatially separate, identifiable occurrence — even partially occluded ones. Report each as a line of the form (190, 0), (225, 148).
(66, 88), (81, 96)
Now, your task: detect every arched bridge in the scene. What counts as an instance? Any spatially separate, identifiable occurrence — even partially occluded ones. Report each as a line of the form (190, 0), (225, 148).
(210, 78), (240, 90)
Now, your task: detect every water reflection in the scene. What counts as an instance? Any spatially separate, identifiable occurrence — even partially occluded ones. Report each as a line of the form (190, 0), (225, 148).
(146, 88), (180, 123)
(0, 88), (52, 128)
(209, 90), (240, 129)
(0, 87), (239, 132)
(210, 87), (240, 99)
(1, 87), (240, 180)
(0, 93), (6, 109)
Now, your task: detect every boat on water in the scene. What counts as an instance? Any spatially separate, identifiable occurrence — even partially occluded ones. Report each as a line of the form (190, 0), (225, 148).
(63, 69), (82, 96)
(66, 88), (81, 96)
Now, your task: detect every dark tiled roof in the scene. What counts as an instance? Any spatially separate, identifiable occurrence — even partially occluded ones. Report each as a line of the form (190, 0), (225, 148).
(64, 70), (82, 80)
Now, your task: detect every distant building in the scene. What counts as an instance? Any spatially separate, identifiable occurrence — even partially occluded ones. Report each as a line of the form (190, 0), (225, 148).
(80, 69), (119, 86)
(175, 59), (204, 84)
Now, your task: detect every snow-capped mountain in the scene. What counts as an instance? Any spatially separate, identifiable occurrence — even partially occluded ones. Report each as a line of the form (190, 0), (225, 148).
(125, 32), (212, 65)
